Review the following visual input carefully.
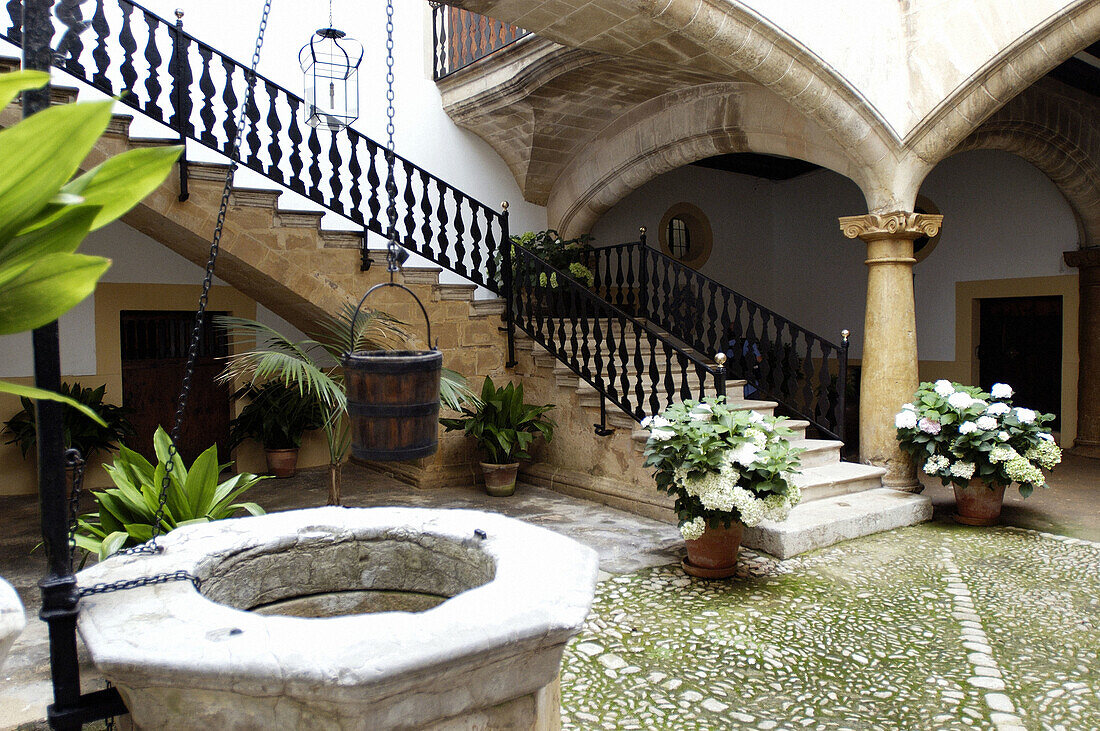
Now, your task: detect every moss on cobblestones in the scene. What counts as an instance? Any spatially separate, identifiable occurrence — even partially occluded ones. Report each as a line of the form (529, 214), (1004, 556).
(561, 524), (1100, 730)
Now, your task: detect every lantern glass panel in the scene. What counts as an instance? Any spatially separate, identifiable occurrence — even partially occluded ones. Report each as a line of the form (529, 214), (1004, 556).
(300, 28), (362, 131)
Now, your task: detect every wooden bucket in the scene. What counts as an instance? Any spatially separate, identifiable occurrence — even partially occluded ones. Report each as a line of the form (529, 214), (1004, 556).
(342, 283), (442, 462)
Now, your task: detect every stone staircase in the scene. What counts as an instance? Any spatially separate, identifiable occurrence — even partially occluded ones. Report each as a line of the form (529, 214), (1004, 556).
(513, 318), (930, 559)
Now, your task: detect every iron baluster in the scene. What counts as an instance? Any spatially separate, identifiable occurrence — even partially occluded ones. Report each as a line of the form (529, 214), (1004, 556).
(347, 134), (363, 215)
(365, 138), (381, 229)
(468, 198), (484, 281)
(328, 129), (344, 212)
(838, 330), (849, 444)
(244, 82), (263, 171)
(286, 95), (305, 193)
(54, 0), (86, 75)
(419, 170), (433, 263)
(306, 125), (323, 199)
(5, 0), (20, 41)
(196, 43), (216, 144)
(220, 56), (237, 151)
(90, 0), (110, 91)
(142, 11), (162, 120)
(118, 0), (137, 96)
(434, 178), (452, 270)
(452, 188), (467, 277)
(263, 81), (283, 182)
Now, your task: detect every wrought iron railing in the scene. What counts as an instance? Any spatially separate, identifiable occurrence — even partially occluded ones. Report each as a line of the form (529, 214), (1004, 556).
(431, 4), (529, 80)
(512, 245), (727, 423)
(2, 0), (507, 291)
(584, 237), (848, 440)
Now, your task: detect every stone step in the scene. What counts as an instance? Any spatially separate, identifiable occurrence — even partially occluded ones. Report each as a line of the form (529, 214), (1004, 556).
(742, 488), (931, 559)
(435, 283), (476, 301)
(229, 187), (282, 208)
(186, 161), (235, 182)
(105, 113), (134, 137)
(470, 298), (505, 317)
(790, 438), (844, 470)
(401, 267), (445, 286)
(319, 230), (363, 250)
(127, 135), (178, 148)
(274, 209), (323, 229)
(794, 462), (886, 501)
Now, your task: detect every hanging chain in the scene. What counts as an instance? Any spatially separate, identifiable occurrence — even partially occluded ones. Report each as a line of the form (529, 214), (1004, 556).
(110, 0), (273, 562)
(384, 0), (401, 280)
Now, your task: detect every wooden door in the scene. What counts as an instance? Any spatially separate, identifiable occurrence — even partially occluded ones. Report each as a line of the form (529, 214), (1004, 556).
(978, 296), (1062, 430)
(120, 311), (231, 464)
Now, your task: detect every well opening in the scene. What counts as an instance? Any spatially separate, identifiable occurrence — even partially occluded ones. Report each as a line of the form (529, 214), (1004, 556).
(197, 530), (495, 618)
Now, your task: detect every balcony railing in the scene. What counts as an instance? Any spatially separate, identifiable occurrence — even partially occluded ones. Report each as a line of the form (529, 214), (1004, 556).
(431, 5), (529, 80)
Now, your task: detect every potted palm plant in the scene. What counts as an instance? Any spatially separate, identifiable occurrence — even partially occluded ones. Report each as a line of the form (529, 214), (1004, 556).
(440, 376), (555, 496)
(643, 397), (803, 578)
(228, 381), (325, 477)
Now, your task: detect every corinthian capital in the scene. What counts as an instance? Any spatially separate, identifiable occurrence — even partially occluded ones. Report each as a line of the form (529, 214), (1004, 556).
(838, 211), (943, 242)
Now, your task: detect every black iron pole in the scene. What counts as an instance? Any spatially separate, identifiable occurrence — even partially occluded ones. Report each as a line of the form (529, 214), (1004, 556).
(501, 202), (516, 368)
(172, 9), (190, 202)
(23, 2), (84, 729)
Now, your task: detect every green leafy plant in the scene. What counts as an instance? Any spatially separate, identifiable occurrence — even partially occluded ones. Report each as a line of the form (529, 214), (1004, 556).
(1, 71), (182, 564)
(895, 380), (1060, 497)
(499, 229), (596, 288)
(216, 303), (474, 504)
(642, 398), (803, 540)
(228, 380), (325, 451)
(440, 376), (555, 464)
(74, 427), (267, 561)
(2, 382), (134, 462)
(0, 71), (180, 418)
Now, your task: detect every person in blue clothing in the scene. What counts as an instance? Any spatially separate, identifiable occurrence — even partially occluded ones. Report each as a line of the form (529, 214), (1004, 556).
(726, 325), (763, 399)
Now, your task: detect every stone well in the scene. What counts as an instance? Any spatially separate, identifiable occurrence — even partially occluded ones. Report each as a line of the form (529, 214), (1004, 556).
(0, 576), (24, 670)
(76, 507), (599, 730)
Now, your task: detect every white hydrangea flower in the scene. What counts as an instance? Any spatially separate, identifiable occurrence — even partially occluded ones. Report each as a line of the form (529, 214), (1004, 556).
(997, 431), (1010, 442)
(958, 421), (978, 435)
(923, 455), (950, 474)
(642, 415), (671, 430)
(728, 441), (763, 467)
(990, 383), (1014, 399)
(1026, 441), (1062, 471)
(1038, 432), (1054, 442)
(1014, 408), (1036, 424)
(1005, 456), (1043, 486)
(933, 380), (955, 396)
(901, 402), (916, 412)
(746, 428), (768, 447)
(947, 392), (974, 410)
(649, 427), (674, 441)
(975, 416), (998, 431)
(689, 403), (713, 421)
(949, 461), (976, 479)
(895, 410), (918, 429)
(680, 516), (707, 541)
(748, 410), (765, 423)
(986, 403), (1010, 417)
(989, 446), (1018, 464)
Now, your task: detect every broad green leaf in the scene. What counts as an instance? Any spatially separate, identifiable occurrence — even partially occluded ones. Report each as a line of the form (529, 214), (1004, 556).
(123, 523), (153, 544)
(0, 70), (49, 110)
(99, 531), (130, 560)
(0, 253), (109, 335)
(184, 444), (219, 516)
(176, 517), (211, 528)
(57, 146), (181, 231)
(0, 204), (99, 266)
(227, 502), (265, 517)
(73, 532), (104, 555)
(0, 380), (106, 425)
(0, 100), (114, 242)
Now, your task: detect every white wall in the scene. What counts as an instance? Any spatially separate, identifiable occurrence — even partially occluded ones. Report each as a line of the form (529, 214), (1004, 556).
(591, 150), (1078, 361)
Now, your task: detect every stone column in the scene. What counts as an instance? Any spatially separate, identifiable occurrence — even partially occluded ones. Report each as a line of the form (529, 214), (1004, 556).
(1064, 247), (1100, 459)
(839, 211), (943, 490)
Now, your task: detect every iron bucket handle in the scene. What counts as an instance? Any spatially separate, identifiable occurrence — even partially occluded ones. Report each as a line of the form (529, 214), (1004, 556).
(347, 281), (435, 356)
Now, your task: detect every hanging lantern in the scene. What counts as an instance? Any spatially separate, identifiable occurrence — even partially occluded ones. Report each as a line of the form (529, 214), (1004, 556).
(299, 5), (362, 131)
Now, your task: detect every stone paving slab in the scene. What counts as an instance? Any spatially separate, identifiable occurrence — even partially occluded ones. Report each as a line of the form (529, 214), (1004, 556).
(560, 523), (1100, 730)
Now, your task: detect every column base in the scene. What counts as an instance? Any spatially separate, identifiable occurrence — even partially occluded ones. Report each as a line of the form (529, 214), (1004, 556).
(881, 474), (924, 493)
(1069, 438), (1100, 460)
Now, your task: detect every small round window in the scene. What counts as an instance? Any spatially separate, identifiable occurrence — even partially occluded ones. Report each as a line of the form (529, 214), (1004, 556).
(668, 217), (691, 258)
(658, 203), (712, 268)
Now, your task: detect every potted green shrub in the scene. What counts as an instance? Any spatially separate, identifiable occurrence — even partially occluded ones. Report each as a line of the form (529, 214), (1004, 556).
(440, 376), (555, 496)
(2, 382), (135, 469)
(895, 380), (1061, 525)
(643, 398), (803, 578)
(229, 381), (325, 477)
(74, 427), (268, 562)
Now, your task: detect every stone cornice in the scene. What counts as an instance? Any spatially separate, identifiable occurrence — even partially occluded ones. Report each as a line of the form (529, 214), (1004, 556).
(1064, 247), (1100, 269)
(838, 212), (944, 242)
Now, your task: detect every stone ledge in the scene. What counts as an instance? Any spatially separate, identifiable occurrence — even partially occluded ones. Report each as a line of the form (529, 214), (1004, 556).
(742, 488), (933, 560)
(521, 462), (673, 524)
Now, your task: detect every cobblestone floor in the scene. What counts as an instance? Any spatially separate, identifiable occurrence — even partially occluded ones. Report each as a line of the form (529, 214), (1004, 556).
(560, 523), (1100, 730)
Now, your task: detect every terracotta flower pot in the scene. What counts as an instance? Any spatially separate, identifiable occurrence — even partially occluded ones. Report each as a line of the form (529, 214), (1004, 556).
(265, 448), (300, 478)
(682, 522), (744, 579)
(953, 479), (1007, 526)
(481, 462), (519, 497)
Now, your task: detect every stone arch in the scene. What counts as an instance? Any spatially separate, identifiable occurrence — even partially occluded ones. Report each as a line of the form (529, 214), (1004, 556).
(548, 82), (866, 236)
(952, 80), (1100, 245)
(906, 1), (1100, 167)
